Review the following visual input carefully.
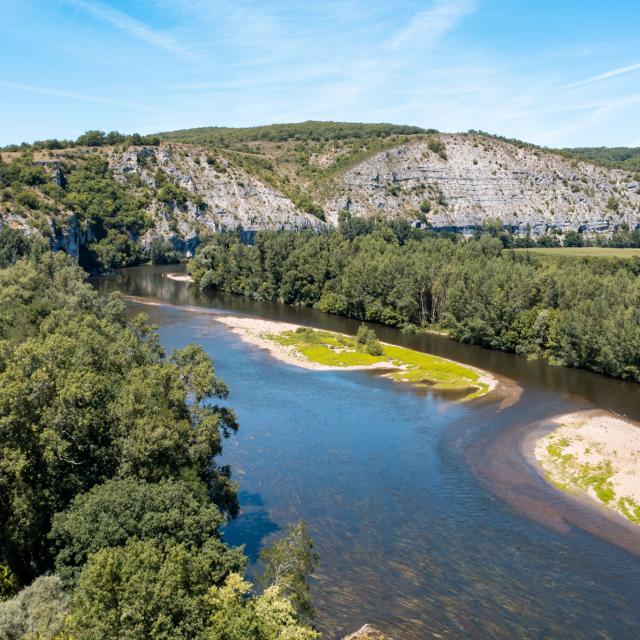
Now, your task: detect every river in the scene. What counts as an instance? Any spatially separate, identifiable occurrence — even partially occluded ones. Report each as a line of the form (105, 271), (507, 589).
(94, 264), (640, 639)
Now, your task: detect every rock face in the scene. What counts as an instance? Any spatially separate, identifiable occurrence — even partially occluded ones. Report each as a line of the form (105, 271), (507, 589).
(107, 144), (324, 249)
(322, 134), (640, 234)
(343, 624), (386, 640)
(3, 133), (640, 260)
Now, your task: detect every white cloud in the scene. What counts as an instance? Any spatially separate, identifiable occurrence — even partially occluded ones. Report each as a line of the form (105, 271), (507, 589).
(560, 61), (640, 90)
(65, 0), (200, 61)
(386, 0), (477, 52)
(0, 81), (154, 112)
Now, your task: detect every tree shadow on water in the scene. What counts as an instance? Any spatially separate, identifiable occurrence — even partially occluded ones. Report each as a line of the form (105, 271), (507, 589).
(223, 491), (281, 563)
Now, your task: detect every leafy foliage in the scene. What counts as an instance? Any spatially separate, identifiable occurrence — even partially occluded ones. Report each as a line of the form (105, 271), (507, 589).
(158, 121), (428, 146)
(191, 219), (640, 382)
(0, 253), (237, 583)
(50, 478), (244, 585)
(259, 521), (319, 626)
(559, 146), (640, 172)
(0, 576), (68, 640)
(0, 252), (318, 638)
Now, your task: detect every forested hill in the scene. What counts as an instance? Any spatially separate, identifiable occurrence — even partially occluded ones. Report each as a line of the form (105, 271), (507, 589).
(1, 122), (640, 272)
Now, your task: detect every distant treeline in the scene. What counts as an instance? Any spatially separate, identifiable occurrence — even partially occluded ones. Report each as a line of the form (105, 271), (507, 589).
(558, 147), (640, 173)
(157, 120), (431, 147)
(475, 218), (640, 249)
(190, 215), (640, 382)
(1, 130), (161, 152)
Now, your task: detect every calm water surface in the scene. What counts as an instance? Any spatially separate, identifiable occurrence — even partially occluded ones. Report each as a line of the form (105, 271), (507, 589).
(95, 265), (640, 639)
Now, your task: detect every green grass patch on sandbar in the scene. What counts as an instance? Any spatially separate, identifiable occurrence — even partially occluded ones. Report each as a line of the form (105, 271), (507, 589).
(542, 433), (618, 507)
(267, 326), (490, 400)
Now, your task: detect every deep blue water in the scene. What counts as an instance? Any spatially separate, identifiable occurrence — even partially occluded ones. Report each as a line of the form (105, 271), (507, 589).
(96, 267), (640, 639)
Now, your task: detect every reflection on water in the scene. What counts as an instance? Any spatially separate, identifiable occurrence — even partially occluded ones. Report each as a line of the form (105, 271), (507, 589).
(94, 265), (640, 640)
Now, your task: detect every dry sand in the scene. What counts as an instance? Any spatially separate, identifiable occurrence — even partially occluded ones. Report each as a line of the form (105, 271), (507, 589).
(213, 315), (396, 372)
(535, 410), (640, 523)
(213, 315), (498, 395)
(165, 273), (194, 283)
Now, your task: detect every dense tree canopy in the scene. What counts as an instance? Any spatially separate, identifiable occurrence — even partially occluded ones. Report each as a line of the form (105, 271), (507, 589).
(190, 218), (640, 382)
(0, 251), (317, 638)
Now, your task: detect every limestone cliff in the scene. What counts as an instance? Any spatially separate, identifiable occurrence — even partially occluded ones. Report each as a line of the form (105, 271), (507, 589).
(321, 134), (640, 234)
(107, 144), (324, 248)
(2, 129), (639, 263)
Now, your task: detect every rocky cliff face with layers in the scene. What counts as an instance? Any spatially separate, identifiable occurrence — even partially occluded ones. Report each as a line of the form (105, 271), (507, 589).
(3, 131), (640, 262)
(321, 134), (640, 234)
(107, 144), (324, 250)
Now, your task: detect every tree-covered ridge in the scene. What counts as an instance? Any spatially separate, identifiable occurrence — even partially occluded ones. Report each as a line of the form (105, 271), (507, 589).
(559, 147), (640, 172)
(0, 151), (194, 271)
(189, 217), (640, 382)
(0, 250), (318, 639)
(157, 121), (428, 146)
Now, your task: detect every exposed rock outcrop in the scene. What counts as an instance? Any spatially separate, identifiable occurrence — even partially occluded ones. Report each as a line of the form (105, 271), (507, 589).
(322, 134), (640, 234)
(3, 132), (639, 261)
(343, 624), (386, 640)
(107, 144), (324, 249)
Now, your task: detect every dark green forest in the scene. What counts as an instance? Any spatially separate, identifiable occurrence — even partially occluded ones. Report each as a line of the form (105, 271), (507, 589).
(0, 245), (318, 639)
(189, 216), (640, 382)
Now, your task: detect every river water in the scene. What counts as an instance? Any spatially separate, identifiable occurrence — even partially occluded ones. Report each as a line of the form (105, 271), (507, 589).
(95, 265), (640, 639)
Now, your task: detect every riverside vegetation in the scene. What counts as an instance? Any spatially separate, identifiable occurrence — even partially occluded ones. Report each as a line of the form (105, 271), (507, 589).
(269, 326), (490, 400)
(0, 241), (320, 639)
(189, 215), (640, 383)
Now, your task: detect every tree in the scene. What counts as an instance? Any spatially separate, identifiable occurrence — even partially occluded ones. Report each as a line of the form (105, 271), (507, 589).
(563, 230), (584, 247)
(206, 573), (319, 640)
(75, 130), (105, 147)
(65, 540), (212, 640)
(50, 478), (244, 585)
(0, 228), (35, 268)
(0, 576), (68, 640)
(259, 521), (319, 626)
(0, 254), (238, 584)
(356, 324), (384, 356)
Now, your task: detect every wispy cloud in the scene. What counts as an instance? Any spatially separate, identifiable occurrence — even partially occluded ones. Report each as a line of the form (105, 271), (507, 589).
(387, 0), (477, 52)
(560, 61), (640, 90)
(66, 0), (200, 61)
(0, 81), (153, 112)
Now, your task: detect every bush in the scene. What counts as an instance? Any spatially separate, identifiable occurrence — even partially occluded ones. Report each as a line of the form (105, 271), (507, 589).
(0, 576), (68, 640)
(356, 324), (383, 356)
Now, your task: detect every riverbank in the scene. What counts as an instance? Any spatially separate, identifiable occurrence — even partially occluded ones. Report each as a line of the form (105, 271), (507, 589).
(535, 411), (640, 525)
(213, 315), (497, 400)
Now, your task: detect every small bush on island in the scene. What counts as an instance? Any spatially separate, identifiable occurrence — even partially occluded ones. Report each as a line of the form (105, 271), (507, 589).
(356, 324), (384, 356)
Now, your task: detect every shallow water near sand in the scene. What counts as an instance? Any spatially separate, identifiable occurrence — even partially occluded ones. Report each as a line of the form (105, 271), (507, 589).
(95, 265), (640, 639)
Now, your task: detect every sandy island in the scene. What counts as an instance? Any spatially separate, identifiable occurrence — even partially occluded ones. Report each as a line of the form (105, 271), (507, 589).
(213, 314), (497, 395)
(123, 293), (498, 399)
(535, 411), (640, 525)
(165, 273), (194, 283)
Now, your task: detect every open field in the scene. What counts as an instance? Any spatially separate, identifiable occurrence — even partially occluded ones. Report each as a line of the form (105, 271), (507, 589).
(512, 247), (640, 258)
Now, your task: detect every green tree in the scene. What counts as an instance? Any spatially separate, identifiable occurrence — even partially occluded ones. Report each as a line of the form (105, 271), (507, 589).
(65, 540), (212, 640)
(0, 254), (238, 583)
(0, 576), (68, 640)
(50, 478), (244, 585)
(259, 521), (319, 626)
(75, 130), (105, 147)
(206, 573), (319, 640)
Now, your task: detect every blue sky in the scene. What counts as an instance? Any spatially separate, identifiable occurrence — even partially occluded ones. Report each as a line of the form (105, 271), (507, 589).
(1, 0), (639, 147)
